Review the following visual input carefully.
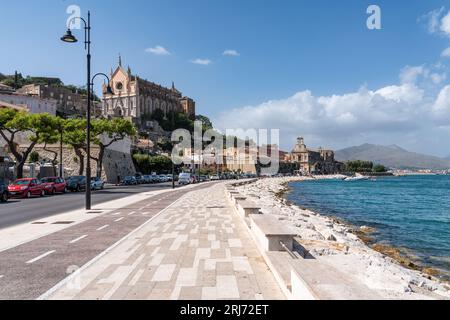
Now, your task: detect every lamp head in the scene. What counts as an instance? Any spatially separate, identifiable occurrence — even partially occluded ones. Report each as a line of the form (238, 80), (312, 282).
(106, 85), (114, 95)
(61, 29), (78, 43)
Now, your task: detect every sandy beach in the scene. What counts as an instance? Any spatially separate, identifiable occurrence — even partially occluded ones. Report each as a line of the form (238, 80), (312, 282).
(235, 176), (450, 300)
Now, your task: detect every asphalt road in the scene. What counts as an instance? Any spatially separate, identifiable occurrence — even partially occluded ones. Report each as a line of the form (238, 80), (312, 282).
(0, 183), (177, 230)
(0, 182), (217, 299)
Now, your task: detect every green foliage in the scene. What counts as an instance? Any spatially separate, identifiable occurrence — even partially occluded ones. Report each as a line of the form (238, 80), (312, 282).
(344, 160), (374, 173)
(373, 164), (388, 173)
(148, 111), (214, 134)
(29, 151), (39, 163)
(133, 154), (173, 174)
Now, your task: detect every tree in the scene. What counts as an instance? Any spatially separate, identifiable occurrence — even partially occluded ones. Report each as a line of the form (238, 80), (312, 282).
(0, 109), (57, 178)
(89, 118), (137, 177)
(36, 116), (63, 176)
(344, 160), (374, 173)
(373, 164), (388, 173)
(63, 118), (87, 175)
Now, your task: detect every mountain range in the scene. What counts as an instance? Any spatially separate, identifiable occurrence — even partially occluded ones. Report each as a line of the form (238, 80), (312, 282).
(335, 144), (450, 170)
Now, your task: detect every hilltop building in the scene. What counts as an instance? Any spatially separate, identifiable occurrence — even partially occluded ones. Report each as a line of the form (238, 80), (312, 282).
(17, 84), (101, 118)
(102, 57), (196, 130)
(286, 137), (343, 175)
(0, 92), (56, 115)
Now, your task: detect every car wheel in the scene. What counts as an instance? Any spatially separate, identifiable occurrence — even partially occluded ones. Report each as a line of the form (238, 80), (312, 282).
(76, 185), (81, 192)
(63, 187), (66, 194)
(52, 188), (56, 195)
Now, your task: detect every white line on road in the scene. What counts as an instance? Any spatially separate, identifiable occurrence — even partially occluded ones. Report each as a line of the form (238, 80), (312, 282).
(96, 225), (109, 231)
(112, 212), (122, 216)
(128, 211), (136, 216)
(114, 217), (124, 222)
(26, 250), (56, 264)
(0, 275), (4, 279)
(70, 235), (88, 244)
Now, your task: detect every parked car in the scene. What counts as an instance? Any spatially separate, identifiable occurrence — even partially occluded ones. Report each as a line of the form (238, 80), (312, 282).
(210, 174), (220, 181)
(91, 177), (105, 190)
(8, 178), (45, 198)
(123, 176), (138, 185)
(199, 175), (209, 182)
(142, 175), (152, 184)
(158, 175), (169, 183)
(0, 178), (9, 202)
(66, 176), (87, 192)
(178, 173), (191, 185)
(40, 177), (67, 195)
(134, 173), (144, 184)
(165, 174), (173, 182)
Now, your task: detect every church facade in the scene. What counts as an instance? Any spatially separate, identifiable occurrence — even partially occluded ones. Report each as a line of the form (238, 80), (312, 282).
(102, 57), (196, 129)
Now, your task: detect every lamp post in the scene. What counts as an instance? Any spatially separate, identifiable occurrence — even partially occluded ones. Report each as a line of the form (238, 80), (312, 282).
(171, 111), (175, 189)
(61, 11), (93, 210)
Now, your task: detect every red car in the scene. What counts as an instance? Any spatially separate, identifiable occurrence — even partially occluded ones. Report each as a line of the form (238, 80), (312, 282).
(8, 178), (45, 198)
(40, 177), (67, 195)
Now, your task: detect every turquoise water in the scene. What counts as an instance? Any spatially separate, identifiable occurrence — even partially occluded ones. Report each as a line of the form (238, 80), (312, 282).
(287, 175), (450, 279)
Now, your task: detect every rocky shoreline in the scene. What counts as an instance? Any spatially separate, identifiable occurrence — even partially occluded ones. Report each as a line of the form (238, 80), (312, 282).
(235, 176), (450, 300)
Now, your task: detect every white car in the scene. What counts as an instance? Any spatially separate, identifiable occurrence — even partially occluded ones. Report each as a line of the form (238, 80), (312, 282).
(178, 173), (191, 185)
(210, 175), (220, 181)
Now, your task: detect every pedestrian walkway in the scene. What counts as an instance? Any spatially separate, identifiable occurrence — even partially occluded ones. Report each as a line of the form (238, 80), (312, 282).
(46, 183), (285, 300)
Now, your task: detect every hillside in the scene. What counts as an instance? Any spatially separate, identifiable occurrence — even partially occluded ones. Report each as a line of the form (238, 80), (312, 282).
(335, 144), (450, 170)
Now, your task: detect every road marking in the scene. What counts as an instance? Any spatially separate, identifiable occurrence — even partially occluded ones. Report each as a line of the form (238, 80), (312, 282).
(26, 250), (56, 264)
(0, 275), (4, 279)
(112, 212), (121, 216)
(128, 211), (136, 216)
(70, 235), (87, 244)
(114, 217), (124, 222)
(142, 212), (150, 216)
(96, 225), (109, 231)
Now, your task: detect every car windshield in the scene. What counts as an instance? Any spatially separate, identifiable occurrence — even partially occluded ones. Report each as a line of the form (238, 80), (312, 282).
(41, 178), (56, 183)
(69, 176), (83, 181)
(13, 180), (31, 185)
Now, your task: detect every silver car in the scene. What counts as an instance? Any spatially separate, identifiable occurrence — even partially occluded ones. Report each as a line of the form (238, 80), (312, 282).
(90, 177), (105, 190)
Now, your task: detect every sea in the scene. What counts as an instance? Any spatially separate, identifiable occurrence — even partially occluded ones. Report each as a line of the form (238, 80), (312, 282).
(286, 175), (450, 280)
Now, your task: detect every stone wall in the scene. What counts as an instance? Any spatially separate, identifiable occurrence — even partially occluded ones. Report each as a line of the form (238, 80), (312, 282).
(1, 134), (136, 183)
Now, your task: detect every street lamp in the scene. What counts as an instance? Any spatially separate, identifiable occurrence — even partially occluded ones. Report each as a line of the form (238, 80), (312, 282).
(61, 11), (93, 210)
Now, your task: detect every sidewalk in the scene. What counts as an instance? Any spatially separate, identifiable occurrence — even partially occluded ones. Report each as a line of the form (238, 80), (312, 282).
(45, 183), (285, 300)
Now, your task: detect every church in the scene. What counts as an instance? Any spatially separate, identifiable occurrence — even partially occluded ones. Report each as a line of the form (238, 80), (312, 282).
(102, 57), (196, 129)
(286, 137), (343, 175)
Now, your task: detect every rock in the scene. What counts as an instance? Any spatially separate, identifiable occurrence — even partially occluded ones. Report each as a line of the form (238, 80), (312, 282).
(306, 223), (316, 231)
(327, 234), (337, 242)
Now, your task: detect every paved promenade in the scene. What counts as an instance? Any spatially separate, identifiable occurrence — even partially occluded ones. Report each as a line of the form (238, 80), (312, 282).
(45, 183), (285, 300)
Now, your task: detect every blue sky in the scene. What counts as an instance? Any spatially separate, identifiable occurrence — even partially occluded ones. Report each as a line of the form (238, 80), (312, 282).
(1, 0), (450, 155)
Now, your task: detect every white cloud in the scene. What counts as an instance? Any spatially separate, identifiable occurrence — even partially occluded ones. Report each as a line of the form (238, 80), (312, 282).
(421, 7), (445, 33)
(190, 58), (212, 66)
(441, 47), (450, 58)
(223, 50), (240, 57)
(145, 46), (171, 56)
(432, 85), (450, 119)
(214, 66), (450, 153)
(400, 66), (427, 84)
(440, 10), (450, 36)
(422, 7), (450, 37)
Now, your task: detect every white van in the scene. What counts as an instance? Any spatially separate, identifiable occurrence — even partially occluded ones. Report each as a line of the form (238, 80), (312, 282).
(178, 173), (191, 185)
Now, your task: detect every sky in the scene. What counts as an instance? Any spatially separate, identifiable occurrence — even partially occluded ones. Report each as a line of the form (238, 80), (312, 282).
(1, 0), (450, 156)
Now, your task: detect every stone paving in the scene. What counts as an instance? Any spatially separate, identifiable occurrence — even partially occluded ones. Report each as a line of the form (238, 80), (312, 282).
(48, 183), (285, 300)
